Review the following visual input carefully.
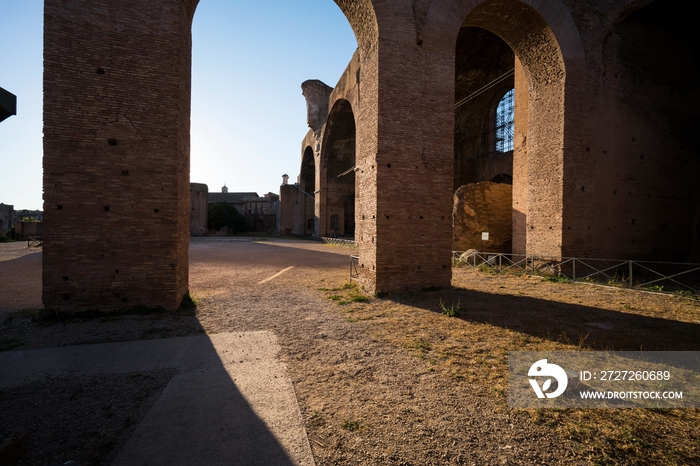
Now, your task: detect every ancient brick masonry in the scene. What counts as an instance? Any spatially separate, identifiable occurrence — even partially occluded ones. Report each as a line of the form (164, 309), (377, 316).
(43, 0), (193, 311)
(43, 0), (699, 310)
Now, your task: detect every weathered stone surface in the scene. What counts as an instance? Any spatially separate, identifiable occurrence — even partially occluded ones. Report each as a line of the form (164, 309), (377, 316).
(453, 181), (512, 253)
(189, 183), (208, 237)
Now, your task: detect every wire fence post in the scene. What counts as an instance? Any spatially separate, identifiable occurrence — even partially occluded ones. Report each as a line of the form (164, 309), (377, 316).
(572, 258), (576, 281)
(629, 261), (633, 288)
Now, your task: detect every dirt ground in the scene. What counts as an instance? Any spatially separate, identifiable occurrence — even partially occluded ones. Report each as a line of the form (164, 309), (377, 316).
(1, 238), (699, 465)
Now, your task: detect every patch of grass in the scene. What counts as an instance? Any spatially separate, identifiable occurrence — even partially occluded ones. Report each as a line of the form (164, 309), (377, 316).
(317, 267), (700, 465)
(0, 337), (24, 352)
(3, 308), (42, 324)
(478, 264), (499, 275)
(178, 292), (198, 314)
(544, 275), (572, 284)
(439, 298), (461, 317)
(342, 420), (360, 431)
(643, 285), (664, 292)
(321, 281), (370, 306)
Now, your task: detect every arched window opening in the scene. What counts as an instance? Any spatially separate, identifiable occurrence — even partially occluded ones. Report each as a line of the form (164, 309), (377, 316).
(454, 27), (515, 254)
(321, 99), (356, 239)
(495, 89), (514, 154)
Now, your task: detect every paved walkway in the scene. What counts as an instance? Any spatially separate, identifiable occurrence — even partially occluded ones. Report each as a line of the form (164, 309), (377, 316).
(0, 331), (314, 466)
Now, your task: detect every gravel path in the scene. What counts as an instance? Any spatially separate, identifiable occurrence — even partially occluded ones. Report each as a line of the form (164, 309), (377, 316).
(1, 238), (586, 465)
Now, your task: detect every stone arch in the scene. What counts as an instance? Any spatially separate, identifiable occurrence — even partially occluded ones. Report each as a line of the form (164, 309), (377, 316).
(300, 145), (316, 236)
(320, 99), (356, 238)
(454, 26), (514, 189)
(41, 0), (376, 311)
(457, 1), (568, 257)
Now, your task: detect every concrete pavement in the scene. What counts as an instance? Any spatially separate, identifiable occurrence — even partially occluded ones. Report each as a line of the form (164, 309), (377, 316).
(0, 331), (314, 466)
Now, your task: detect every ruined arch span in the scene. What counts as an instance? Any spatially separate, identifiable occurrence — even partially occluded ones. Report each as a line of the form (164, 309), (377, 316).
(43, 0), (697, 311)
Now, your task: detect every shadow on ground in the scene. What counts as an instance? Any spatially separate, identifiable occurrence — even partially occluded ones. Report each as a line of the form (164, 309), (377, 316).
(386, 287), (700, 352)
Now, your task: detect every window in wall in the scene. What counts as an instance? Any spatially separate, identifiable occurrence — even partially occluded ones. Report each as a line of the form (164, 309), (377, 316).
(495, 89), (514, 153)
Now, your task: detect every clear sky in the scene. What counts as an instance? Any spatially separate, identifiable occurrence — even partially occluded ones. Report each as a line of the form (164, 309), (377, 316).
(0, 0), (358, 210)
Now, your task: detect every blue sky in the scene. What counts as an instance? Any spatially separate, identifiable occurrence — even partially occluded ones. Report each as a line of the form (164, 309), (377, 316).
(0, 1), (357, 210)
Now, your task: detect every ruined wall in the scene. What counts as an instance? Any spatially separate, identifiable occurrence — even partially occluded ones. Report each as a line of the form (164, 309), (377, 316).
(43, 0), (696, 309)
(453, 182), (512, 252)
(562, 0), (700, 261)
(278, 184), (298, 236)
(15, 222), (43, 241)
(189, 183), (208, 236)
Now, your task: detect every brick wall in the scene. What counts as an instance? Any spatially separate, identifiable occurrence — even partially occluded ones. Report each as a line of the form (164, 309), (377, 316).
(43, 0), (192, 311)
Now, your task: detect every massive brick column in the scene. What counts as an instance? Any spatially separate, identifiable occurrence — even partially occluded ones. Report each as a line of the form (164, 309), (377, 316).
(347, 1), (456, 293)
(43, 0), (194, 311)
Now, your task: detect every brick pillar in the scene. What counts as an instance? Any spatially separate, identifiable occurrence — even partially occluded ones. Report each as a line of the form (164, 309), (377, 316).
(43, 0), (192, 311)
(355, 40), (454, 293)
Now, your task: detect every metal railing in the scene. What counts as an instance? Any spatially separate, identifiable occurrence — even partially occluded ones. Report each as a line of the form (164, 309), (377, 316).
(452, 251), (700, 296)
(319, 237), (358, 248)
(27, 236), (42, 247)
(350, 255), (359, 279)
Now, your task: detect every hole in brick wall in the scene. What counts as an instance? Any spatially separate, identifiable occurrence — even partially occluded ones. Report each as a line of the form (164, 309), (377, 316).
(387, 163), (391, 168)
(585, 147), (590, 152)
(581, 186), (585, 192)
(107, 138), (117, 146)
(632, 218), (636, 225)
(57, 205), (63, 210)
(63, 276), (69, 281)
(62, 294), (70, 301)
(104, 206), (110, 211)
(385, 215), (390, 219)
(115, 270), (119, 274)
(97, 67), (105, 74)
(154, 209), (159, 213)
(420, 216), (423, 219)
(640, 154), (644, 160)
(122, 298), (128, 303)
(614, 190), (617, 195)
(122, 170), (129, 176)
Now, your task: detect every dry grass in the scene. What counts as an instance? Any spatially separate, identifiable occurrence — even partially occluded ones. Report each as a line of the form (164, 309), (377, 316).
(318, 268), (700, 465)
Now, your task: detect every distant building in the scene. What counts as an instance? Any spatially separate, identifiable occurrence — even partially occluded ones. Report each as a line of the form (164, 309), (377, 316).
(0, 203), (14, 233)
(14, 209), (43, 223)
(188, 184), (279, 234)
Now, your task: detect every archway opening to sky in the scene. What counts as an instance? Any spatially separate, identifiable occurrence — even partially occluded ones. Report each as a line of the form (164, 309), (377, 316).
(189, 1), (357, 203)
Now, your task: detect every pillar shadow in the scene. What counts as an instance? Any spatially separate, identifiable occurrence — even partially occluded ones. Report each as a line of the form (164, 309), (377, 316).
(387, 287), (700, 352)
